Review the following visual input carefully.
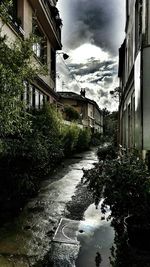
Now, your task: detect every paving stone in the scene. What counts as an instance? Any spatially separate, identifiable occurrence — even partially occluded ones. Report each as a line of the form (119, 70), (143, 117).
(53, 218), (80, 244)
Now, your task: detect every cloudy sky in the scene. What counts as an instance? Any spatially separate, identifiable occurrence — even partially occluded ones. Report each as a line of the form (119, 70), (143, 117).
(56, 0), (125, 111)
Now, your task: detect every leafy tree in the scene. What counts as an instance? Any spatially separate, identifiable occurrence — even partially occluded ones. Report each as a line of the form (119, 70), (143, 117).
(102, 109), (118, 146)
(61, 123), (80, 156)
(110, 87), (121, 101)
(76, 128), (91, 151)
(64, 105), (80, 122)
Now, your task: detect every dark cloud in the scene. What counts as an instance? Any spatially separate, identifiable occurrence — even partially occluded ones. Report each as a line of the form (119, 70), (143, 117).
(68, 59), (117, 76)
(90, 77), (104, 84)
(59, 0), (125, 55)
(98, 89), (108, 98)
(103, 76), (113, 83)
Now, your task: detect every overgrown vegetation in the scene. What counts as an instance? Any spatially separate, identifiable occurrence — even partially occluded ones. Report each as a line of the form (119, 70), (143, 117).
(61, 124), (91, 156)
(64, 105), (80, 122)
(0, 104), (64, 213)
(103, 109), (118, 146)
(83, 145), (150, 266)
(0, 2), (92, 216)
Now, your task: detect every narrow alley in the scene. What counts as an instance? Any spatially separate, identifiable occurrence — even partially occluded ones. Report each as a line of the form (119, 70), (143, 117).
(0, 148), (114, 267)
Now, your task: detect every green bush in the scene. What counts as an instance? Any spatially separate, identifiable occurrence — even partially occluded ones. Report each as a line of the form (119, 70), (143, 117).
(76, 128), (91, 152)
(97, 144), (117, 160)
(29, 104), (64, 175)
(83, 151), (150, 222)
(90, 132), (104, 146)
(64, 105), (80, 122)
(61, 123), (80, 156)
(0, 104), (64, 211)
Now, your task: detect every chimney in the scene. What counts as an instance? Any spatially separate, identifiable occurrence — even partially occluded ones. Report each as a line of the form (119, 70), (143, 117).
(80, 88), (86, 97)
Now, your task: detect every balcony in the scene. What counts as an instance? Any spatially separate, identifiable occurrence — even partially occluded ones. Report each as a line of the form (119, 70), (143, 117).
(29, 0), (62, 49)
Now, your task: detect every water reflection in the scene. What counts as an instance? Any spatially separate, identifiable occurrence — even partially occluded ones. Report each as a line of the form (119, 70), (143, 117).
(76, 202), (114, 267)
(95, 252), (102, 266)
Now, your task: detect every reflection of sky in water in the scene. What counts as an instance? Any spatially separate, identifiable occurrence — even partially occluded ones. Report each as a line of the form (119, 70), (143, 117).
(76, 201), (114, 267)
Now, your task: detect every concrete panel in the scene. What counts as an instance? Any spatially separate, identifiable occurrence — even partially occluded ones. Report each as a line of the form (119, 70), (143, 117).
(143, 47), (150, 149)
(23, 0), (32, 37)
(134, 51), (142, 148)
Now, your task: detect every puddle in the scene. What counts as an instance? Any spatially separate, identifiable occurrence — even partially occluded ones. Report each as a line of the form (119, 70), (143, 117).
(76, 201), (115, 267)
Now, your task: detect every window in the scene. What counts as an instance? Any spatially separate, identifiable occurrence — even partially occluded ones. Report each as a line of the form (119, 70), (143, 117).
(8, 0), (18, 20)
(135, 0), (142, 55)
(40, 94), (44, 108)
(128, 103), (131, 147)
(22, 83), (47, 109)
(51, 48), (56, 81)
(35, 89), (40, 109)
(32, 17), (47, 64)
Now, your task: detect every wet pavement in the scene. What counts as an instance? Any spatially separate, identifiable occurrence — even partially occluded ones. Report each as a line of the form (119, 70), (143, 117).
(0, 149), (98, 266)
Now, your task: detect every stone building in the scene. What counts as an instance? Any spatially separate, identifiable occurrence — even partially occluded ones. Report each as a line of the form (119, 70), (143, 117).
(58, 90), (103, 134)
(0, 0), (62, 108)
(118, 0), (150, 155)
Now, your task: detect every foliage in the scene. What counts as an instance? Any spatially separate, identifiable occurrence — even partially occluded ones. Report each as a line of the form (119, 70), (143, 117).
(110, 87), (121, 101)
(0, 1), (51, 211)
(64, 105), (80, 122)
(83, 149), (150, 222)
(0, 0), (13, 24)
(0, 33), (46, 137)
(61, 123), (80, 156)
(0, 1), (91, 215)
(102, 154), (150, 221)
(102, 110), (118, 146)
(76, 128), (91, 152)
(27, 104), (64, 175)
(97, 144), (117, 160)
(0, 104), (64, 210)
(90, 132), (104, 146)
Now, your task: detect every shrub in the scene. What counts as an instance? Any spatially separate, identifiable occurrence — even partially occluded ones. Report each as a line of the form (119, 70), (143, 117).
(97, 144), (117, 160)
(64, 105), (80, 122)
(83, 151), (150, 222)
(90, 132), (104, 146)
(0, 104), (64, 212)
(76, 128), (91, 152)
(29, 104), (64, 175)
(61, 123), (80, 156)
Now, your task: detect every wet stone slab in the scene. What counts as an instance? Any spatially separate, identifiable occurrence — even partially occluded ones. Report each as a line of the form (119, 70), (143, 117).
(53, 218), (80, 244)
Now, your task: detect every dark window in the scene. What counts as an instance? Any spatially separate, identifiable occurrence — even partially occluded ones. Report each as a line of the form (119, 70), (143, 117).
(51, 48), (56, 81)
(32, 17), (47, 64)
(135, 0), (142, 55)
(8, 0), (17, 20)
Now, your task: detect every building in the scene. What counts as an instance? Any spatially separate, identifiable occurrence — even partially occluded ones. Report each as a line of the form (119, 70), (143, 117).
(58, 90), (103, 134)
(0, 0), (62, 108)
(118, 0), (150, 155)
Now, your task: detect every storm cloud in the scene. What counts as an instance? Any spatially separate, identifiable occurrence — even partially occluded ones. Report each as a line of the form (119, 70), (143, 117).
(57, 0), (125, 111)
(68, 59), (117, 76)
(58, 0), (125, 56)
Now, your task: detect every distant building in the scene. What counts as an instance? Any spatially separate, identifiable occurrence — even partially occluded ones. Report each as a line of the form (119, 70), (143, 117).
(118, 0), (150, 156)
(58, 90), (103, 134)
(0, 0), (62, 108)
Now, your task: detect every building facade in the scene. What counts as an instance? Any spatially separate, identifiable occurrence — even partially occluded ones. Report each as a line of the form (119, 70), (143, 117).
(0, 0), (62, 108)
(58, 91), (103, 134)
(118, 0), (150, 154)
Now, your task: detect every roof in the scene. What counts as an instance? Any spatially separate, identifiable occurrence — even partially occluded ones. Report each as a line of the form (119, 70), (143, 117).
(57, 91), (102, 113)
